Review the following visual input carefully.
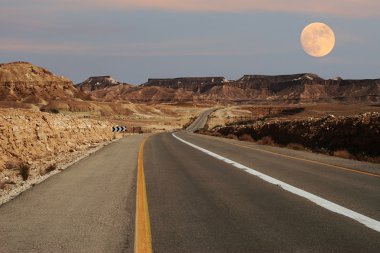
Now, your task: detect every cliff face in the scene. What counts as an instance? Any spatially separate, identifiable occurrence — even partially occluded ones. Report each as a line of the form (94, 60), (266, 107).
(143, 77), (228, 92)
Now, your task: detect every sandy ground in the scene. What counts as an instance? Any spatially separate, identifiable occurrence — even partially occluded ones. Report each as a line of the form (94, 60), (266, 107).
(80, 103), (208, 132)
(4, 102), (377, 201)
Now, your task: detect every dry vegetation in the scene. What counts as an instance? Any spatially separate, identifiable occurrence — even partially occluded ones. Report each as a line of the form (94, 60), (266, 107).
(208, 103), (380, 128)
(1, 61), (379, 199)
(201, 104), (380, 163)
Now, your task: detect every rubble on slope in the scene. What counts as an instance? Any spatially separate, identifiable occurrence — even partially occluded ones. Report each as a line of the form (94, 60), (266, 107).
(0, 108), (119, 198)
(200, 112), (380, 162)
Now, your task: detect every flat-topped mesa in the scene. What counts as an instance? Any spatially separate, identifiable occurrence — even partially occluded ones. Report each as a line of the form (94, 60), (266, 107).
(234, 73), (324, 88)
(142, 77), (229, 92)
(76, 76), (122, 91)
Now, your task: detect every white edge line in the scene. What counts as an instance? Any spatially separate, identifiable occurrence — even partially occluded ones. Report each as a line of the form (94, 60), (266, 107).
(172, 133), (380, 233)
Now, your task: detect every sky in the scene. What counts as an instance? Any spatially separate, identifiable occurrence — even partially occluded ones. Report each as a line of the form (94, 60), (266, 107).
(0, 0), (379, 84)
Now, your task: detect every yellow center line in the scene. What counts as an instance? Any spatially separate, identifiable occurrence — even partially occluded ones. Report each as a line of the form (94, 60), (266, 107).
(135, 136), (153, 253)
(228, 141), (380, 179)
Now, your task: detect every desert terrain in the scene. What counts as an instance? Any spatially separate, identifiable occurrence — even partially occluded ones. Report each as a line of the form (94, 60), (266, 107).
(1, 61), (379, 199)
(0, 62), (206, 199)
(208, 103), (380, 128)
(203, 103), (380, 162)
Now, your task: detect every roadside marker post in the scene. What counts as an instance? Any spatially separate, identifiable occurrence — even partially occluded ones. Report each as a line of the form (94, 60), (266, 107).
(112, 126), (128, 138)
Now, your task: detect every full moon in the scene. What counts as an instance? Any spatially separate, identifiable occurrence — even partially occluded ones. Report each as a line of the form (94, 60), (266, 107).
(301, 22), (335, 57)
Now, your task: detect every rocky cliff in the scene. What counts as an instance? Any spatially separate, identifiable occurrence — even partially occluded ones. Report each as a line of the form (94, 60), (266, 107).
(143, 77), (228, 92)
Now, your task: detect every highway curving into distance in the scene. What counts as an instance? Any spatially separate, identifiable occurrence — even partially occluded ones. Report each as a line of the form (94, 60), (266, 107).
(1, 109), (380, 252)
(186, 108), (216, 132)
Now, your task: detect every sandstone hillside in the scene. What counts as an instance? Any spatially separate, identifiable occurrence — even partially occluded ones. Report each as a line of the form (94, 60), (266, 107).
(0, 109), (118, 195)
(2, 61), (379, 105)
(86, 74), (380, 104)
(0, 62), (89, 107)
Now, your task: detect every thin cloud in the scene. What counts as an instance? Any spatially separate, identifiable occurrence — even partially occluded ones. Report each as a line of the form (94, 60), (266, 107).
(0, 39), (284, 57)
(24, 0), (380, 18)
(2, 0), (379, 18)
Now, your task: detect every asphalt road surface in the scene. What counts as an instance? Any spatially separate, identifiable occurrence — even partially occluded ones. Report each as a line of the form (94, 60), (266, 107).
(186, 108), (216, 132)
(1, 115), (380, 252)
(144, 132), (380, 252)
(0, 135), (145, 253)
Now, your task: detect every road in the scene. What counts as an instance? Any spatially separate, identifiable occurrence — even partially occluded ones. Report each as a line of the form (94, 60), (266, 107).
(145, 132), (380, 252)
(186, 108), (216, 132)
(0, 135), (145, 253)
(1, 110), (380, 252)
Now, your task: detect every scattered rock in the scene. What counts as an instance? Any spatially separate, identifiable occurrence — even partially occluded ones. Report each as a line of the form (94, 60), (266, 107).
(205, 112), (380, 161)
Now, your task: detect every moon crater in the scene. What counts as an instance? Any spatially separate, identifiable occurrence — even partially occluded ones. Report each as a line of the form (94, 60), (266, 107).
(301, 22), (335, 57)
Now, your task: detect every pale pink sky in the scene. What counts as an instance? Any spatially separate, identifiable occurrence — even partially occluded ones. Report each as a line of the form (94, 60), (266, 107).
(33, 0), (380, 17)
(1, 0), (379, 83)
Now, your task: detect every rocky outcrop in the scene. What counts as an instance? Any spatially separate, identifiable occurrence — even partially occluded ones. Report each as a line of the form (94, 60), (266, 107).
(76, 76), (128, 91)
(95, 74), (379, 104)
(205, 112), (380, 160)
(143, 77), (228, 92)
(0, 109), (115, 169)
(1, 61), (379, 105)
(0, 62), (85, 105)
(0, 108), (117, 195)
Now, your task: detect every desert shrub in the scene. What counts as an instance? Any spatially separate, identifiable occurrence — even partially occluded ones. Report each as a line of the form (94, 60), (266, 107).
(19, 163), (31, 181)
(40, 107), (60, 114)
(211, 125), (222, 130)
(40, 163), (57, 176)
(333, 149), (355, 160)
(226, 134), (238, 140)
(4, 161), (18, 170)
(50, 108), (60, 114)
(46, 164), (57, 173)
(362, 156), (380, 164)
(257, 136), (275, 146)
(183, 116), (197, 129)
(239, 134), (254, 142)
(287, 143), (306, 151)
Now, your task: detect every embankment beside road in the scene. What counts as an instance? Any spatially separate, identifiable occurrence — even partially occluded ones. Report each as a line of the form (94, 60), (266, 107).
(199, 112), (380, 163)
(0, 108), (118, 196)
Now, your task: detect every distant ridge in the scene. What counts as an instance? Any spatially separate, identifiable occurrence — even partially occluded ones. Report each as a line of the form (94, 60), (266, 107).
(0, 61), (379, 106)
